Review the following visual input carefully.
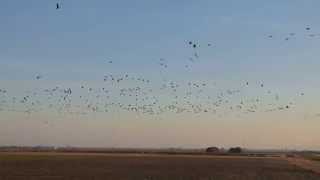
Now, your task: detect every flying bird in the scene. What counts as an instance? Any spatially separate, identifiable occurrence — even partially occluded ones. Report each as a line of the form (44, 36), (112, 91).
(289, 33), (295, 36)
(56, 3), (60, 10)
(35, 75), (42, 80)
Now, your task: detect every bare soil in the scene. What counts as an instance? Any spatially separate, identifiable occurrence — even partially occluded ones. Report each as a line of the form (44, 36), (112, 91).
(0, 153), (319, 180)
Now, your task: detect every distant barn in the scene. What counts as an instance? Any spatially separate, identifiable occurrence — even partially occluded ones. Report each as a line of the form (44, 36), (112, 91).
(228, 147), (242, 153)
(206, 147), (220, 153)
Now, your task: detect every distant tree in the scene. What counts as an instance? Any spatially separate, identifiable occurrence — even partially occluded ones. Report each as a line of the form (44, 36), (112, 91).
(228, 147), (242, 153)
(206, 147), (220, 153)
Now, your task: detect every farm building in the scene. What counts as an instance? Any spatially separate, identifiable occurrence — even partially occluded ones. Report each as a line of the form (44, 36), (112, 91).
(228, 147), (242, 153)
(206, 147), (220, 153)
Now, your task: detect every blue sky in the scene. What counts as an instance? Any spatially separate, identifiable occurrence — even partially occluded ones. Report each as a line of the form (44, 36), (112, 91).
(1, 0), (320, 78)
(1, 0), (320, 149)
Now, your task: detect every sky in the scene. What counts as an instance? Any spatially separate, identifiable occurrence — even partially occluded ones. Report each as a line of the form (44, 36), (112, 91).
(1, 0), (320, 150)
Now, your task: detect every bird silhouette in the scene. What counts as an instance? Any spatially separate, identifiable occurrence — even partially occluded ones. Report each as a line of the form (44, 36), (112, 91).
(36, 75), (42, 80)
(56, 3), (60, 10)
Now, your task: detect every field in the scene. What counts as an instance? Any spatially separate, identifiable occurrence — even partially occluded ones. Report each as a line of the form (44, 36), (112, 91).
(0, 153), (319, 180)
(304, 154), (320, 162)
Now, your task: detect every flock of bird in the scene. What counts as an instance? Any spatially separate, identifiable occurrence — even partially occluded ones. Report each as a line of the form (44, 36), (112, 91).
(267, 26), (320, 40)
(0, 72), (302, 117)
(0, 3), (316, 119)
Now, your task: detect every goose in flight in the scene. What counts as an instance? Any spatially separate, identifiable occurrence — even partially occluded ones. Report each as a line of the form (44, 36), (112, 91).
(56, 3), (60, 10)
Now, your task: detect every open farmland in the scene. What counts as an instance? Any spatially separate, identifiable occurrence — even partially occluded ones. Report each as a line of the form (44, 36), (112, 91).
(0, 153), (319, 180)
(304, 154), (320, 162)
